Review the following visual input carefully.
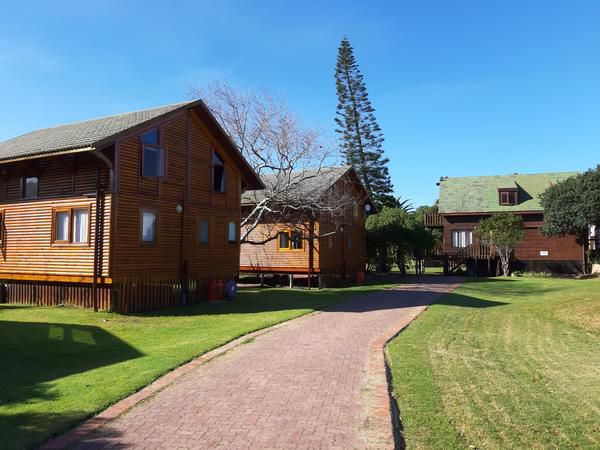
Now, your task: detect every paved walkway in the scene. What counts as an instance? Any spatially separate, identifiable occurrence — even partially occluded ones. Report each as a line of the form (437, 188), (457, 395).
(68, 277), (462, 449)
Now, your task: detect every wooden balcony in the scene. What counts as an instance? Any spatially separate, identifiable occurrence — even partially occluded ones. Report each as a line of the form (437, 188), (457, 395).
(424, 212), (444, 228)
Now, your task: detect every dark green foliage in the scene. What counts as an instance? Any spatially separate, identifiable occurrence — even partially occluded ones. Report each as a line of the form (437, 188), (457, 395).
(366, 206), (435, 274)
(335, 37), (395, 207)
(540, 166), (600, 236)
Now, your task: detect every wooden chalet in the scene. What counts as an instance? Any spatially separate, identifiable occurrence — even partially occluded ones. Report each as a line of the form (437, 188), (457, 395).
(0, 100), (263, 312)
(239, 166), (374, 286)
(424, 172), (587, 275)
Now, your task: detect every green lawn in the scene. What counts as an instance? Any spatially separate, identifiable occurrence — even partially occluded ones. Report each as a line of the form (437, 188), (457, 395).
(0, 282), (395, 450)
(388, 277), (600, 449)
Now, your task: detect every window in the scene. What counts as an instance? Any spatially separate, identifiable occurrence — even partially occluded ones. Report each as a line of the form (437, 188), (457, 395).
(228, 221), (237, 243)
(452, 230), (473, 248)
(278, 231), (290, 249)
(141, 210), (157, 242)
(499, 190), (517, 206)
(213, 151), (225, 192)
(22, 176), (38, 199)
(52, 207), (90, 244)
(0, 211), (4, 246)
(198, 218), (209, 245)
(278, 230), (303, 250)
(141, 128), (165, 177)
(72, 208), (89, 243)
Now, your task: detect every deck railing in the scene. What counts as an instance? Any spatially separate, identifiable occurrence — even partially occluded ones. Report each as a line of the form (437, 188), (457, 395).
(424, 212), (444, 227)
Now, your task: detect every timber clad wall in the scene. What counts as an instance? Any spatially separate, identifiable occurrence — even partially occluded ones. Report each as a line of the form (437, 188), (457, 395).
(113, 111), (242, 278)
(0, 155), (111, 280)
(240, 175), (368, 279)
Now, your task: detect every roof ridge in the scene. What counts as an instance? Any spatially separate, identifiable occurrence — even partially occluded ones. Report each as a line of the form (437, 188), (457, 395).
(6, 100), (195, 137)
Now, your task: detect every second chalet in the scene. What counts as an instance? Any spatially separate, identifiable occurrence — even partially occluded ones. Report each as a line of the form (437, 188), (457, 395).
(240, 166), (375, 286)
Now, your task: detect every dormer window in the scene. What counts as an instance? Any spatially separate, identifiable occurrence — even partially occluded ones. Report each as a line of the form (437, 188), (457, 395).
(141, 128), (165, 177)
(499, 189), (518, 206)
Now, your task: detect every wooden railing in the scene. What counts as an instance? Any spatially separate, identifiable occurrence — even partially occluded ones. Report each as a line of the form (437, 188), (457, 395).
(424, 212), (444, 227)
(447, 243), (495, 273)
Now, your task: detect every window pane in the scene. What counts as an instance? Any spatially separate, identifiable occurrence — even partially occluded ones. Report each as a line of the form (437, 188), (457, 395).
(278, 232), (289, 249)
(142, 146), (165, 177)
(290, 231), (302, 249)
(23, 177), (38, 198)
(141, 128), (158, 145)
(73, 209), (89, 243)
(142, 211), (157, 242)
(213, 152), (225, 192)
(199, 219), (209, 245)
(228, 222), (237, 243)
(55, 211), (69, 241)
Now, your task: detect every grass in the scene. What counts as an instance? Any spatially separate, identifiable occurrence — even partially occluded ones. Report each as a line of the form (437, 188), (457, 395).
(388, 277), (600, 449)
(0, 281), (397, 450)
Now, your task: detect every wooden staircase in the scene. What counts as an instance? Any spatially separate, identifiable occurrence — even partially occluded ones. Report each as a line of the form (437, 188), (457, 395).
(445, 243), (495, 274)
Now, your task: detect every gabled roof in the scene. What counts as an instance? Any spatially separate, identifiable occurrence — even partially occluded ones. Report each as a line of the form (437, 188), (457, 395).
(438, 171), (578, 214)
(0, 99), (263, 189)
(242, 165), (375, 210)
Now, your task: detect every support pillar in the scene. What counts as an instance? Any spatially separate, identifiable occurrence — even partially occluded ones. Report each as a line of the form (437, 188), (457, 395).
(288, 274), (294, 289)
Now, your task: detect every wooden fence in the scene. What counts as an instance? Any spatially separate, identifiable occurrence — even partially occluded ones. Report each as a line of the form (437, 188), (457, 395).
(112, 271), (237, 313)
(1, 281), (112, 310)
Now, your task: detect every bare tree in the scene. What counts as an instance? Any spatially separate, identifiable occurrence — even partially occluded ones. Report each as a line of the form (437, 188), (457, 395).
(188, 81), (361, 244)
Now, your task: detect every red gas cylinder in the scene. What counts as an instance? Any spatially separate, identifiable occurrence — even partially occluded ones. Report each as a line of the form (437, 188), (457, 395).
(355, 271), (365, 284)
(207, 280), (224, 302)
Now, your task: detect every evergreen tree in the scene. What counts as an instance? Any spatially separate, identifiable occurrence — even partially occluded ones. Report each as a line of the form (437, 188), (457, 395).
(335, 37), (395, 207)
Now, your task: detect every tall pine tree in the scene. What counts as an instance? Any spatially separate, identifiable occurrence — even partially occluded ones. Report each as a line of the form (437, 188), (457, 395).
(335, 37), (396, 207)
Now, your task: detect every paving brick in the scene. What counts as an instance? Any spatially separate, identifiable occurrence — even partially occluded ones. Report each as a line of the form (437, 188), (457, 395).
(58, 277), (461, 449)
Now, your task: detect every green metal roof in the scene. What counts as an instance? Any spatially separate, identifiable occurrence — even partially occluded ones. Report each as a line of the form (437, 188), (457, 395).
(438, 172), (579, 213)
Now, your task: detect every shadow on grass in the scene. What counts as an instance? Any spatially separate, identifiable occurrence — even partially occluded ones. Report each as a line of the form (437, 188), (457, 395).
(0, 321), (143, 406)
(135, 276), (507, 317)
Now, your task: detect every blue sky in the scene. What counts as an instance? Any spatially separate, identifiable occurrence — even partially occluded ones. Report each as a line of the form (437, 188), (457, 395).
(1, 1), (599, 206)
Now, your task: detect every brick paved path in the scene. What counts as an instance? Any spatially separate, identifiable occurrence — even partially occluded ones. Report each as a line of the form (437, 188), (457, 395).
(71, 277), (462, 450)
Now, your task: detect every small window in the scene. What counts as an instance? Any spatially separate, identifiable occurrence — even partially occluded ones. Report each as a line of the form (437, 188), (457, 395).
(141, 128), (159, 145)
(198, 218), (209, 245)
(22, 176), (38, 199)
(0, 211), (4, 246)
(499, 190), (517, 206)
(141, 210), (157, 242)
(213, 151), (225, 192)
(290, 231), (303, 250)
(54, 210), (70, 242)
(142, 145), (166, 177)
(278, 231), (290, 249)
(52, 207), (90, 244)
(452, 230), (473, 248)
(72, 208), (89, 244)
(228, 221), (237, 243)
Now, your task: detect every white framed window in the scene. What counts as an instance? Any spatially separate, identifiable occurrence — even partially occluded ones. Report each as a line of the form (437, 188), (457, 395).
(228, 221), (237, 243)
(141, 210), (158, 243)
(54, 210), (70, 242)
(452, 230), (473, 248)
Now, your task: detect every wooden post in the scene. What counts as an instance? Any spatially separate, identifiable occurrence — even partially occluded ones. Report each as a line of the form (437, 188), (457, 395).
(260, 273), (264, 287)
(318, 273), (323, 289)
(288, 274), (294, 289)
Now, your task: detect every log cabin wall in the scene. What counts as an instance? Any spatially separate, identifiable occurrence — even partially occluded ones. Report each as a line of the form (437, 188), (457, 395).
(0, 153), (112, 281)
(240, 174), (368, 280)
(442, 213), (584, 271)
(112, 110), (242, 280)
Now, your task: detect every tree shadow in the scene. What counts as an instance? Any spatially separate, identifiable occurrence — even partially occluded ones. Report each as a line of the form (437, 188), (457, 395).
(0, 320), (143, 406)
